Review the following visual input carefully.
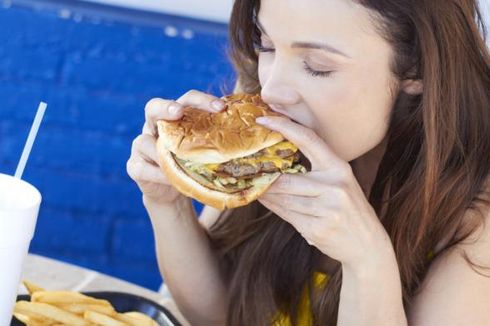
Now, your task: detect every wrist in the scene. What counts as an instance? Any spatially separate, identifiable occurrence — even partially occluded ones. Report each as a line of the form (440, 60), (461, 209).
(143, 194), (197, 223)
(142, 193), (186, 209)
(343, 241), (398, 280)
(341, 247), (407, 326)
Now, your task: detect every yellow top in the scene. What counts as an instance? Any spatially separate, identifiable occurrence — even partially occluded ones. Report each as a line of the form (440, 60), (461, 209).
(272, 250), (435, 325)
(273, 272), (329, 326)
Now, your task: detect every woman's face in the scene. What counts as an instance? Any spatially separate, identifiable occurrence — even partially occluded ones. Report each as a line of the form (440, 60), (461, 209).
(257, 0), (398, 162)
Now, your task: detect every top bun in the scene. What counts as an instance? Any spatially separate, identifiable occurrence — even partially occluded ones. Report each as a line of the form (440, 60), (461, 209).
(157, 93), (285, 164)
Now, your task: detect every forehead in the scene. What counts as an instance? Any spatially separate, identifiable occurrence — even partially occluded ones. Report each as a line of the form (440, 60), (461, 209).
(258, 0), (381, 51)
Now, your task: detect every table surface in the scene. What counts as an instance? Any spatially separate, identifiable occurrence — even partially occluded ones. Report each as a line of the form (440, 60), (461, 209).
(18, 254), (190, 325)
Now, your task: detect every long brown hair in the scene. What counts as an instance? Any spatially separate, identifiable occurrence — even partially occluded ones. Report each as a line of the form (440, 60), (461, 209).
(208, 1), (490, 324)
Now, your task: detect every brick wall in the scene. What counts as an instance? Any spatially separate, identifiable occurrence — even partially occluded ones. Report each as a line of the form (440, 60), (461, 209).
(0, 0), (235, 290)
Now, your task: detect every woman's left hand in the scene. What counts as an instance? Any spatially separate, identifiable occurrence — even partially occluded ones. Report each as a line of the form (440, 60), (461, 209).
(255, 115), (394, 273)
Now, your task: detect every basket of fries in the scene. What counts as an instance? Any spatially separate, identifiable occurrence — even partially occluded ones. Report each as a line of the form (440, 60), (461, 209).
(12, 281), (180, 326)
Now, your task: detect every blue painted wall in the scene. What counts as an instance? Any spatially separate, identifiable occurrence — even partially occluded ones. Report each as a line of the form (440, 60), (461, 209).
(0, 0), (235, 290)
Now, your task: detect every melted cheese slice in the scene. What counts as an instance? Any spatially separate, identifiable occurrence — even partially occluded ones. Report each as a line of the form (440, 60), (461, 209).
(263, 141), (298, 155)
(203, 141), (298, 172)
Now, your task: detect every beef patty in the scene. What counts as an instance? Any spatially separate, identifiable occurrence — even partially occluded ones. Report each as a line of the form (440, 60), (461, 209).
(216, 151), (301, 178)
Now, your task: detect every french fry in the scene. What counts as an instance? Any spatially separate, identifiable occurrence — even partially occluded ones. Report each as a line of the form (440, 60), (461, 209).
(14, 308), (57, 325)
(113, 313), (141, 326)
(14, 301), (89, 326)
(56, 303), (116, 315)
(27, 319), (55, 326)
(125, 311), (158, 326)
(22, 280), (45, 295)
(84, 310), (128, 326)
(13, 312), (30, 324)
(115, 311), (158, 326)
(32, 291), (111, 306)
(24, 320), (46, 326)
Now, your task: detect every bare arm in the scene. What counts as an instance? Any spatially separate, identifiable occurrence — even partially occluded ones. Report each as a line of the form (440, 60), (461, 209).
(127, 90), (231, 325)
(338, 245), (408, 326)
(146, 196), (228, 326)
(338, 207), (490, 326)
(408, 208), (490, 326)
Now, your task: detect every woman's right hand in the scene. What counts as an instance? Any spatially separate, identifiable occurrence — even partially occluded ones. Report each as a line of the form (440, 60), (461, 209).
(127, 90), (227, 206)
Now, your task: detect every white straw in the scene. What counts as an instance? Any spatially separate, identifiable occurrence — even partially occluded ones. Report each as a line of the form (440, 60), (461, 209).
(14, 102), (47, 179)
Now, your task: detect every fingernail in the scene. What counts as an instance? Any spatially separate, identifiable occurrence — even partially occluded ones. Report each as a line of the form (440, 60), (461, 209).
(256, 117), (270, 125)
(168, 104), (181, 115)
(212, 100), (225, 111)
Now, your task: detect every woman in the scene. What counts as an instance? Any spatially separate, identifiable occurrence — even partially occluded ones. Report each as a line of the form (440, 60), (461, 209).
(127, 0), (490, 325)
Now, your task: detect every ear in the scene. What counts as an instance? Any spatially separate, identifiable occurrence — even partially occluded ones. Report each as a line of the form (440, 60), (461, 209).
(400, 79), (423, 95)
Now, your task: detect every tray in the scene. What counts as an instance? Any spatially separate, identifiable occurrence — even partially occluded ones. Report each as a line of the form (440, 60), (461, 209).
(11, 291), (182, 326)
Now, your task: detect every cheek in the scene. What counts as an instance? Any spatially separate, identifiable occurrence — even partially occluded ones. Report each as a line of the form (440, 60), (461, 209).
(309, 76), (394, 161)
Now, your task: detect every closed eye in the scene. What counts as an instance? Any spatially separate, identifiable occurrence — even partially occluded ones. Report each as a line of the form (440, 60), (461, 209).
(255, 45), (334, 78)
(255, 44), (274, 53)
(302, 61), (333, 78)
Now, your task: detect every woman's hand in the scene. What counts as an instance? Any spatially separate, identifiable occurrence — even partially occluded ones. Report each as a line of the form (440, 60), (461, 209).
(127, 90), (226, 206)
(255, 115), (394, 274)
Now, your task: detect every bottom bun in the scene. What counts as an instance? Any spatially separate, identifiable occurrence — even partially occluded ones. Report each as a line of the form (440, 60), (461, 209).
(156, 139), (281, 210)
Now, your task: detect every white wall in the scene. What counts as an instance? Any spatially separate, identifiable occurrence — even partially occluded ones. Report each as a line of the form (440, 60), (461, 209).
(80, 0), (234, 23)
(82, 0), (489, 45)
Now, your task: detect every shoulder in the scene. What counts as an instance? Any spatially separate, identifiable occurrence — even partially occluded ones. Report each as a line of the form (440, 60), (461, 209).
(408, 189), (490, 325)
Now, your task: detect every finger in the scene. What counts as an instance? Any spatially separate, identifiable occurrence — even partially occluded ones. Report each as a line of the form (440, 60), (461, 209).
(258, 196), (315, 236)
(144, 98), (184, 136)
(144, 92), (226, 136)
(255, 116), (344, 171)
(127, 159), (168, 184)
(260, 193), (323, 217)
(176, 89), (226, 112)
(131, 134), (159, 165)
(142, 122), (153, 136)
(265, 172), (324, 196)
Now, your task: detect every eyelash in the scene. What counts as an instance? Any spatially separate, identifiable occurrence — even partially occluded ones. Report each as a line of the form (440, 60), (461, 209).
(303, 62), (333, 78)
(255, 45), (333, 78)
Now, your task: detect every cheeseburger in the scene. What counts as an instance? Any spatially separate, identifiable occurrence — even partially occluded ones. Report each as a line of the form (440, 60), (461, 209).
(156, 93), (307, 210)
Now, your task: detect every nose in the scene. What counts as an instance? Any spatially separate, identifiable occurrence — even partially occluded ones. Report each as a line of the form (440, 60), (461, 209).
(260, 63), (301, 109)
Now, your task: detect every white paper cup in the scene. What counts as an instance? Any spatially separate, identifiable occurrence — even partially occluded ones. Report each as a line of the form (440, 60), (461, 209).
(0, 173), (41, 325)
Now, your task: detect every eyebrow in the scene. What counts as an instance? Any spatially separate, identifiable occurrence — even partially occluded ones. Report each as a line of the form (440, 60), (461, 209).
(255, 19), (351, 59)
